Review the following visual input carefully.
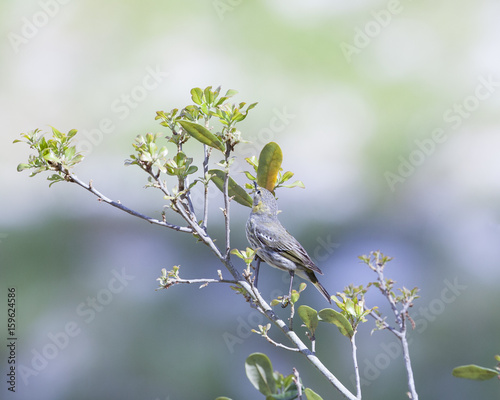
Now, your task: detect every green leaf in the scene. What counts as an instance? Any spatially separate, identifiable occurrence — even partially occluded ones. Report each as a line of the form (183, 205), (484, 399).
(247, 102), (258, 111)
(318, 308), (354, 338)
(244, 171), (256, 181)
(225, 89), (238, 98)
(245, 353), (276, 396)
(298, 305), (318, 336)
(304, 388), (324, 400)
(190, 88), (203, 105)
(267, 391), (299, 400)
(290, 290), (300, 304)
(281, 171), (294, 182)
(17, 163), (31, 172)
(257, 142), (283, 192)
(209, 169), (253, 207)
(47, 174), (64, 187)
(42, 149), (60, 164)
(204, 86), (215, 105)
(452, 365), (499, 381)
(179, 120), (225, 152)
(64, 146), (76, 161)
(280, 180), (305, 189)
(50, 126), (63, 139)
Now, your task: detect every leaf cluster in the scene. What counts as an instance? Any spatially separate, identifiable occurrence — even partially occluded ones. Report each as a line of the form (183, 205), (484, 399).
(294, 285), (375, 341)
(270, 282), (307, 307)
(14, 127), (84, 186)
(231, 247), (257, 272)
(233, 353), (323, 400)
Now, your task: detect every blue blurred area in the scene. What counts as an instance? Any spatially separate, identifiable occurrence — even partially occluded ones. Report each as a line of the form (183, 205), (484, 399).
(1, 1), (500, 399)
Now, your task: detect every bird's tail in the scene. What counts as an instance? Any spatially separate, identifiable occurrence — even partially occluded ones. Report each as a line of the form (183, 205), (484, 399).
(304, 270), (331, 303)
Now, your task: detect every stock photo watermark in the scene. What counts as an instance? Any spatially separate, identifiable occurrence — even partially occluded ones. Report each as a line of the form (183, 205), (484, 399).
(8, 0), (73, 54)
(351, 277), (467, 387)
(238, 106), (296, 161)
(6, 288), (17, 393)
(340, 0), (412, 63)
(212, 0), (243, 21)
(233, 105), (296, 173)
(17, 268), (134, 386)
(385, 74), (500, 191)
(75, 65), (169, 155)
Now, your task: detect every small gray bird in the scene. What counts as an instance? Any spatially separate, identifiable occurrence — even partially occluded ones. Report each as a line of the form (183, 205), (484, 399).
(246, 185), (331, 304)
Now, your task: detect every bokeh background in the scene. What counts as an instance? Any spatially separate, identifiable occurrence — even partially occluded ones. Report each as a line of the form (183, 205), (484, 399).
(1, 1), (500, 399)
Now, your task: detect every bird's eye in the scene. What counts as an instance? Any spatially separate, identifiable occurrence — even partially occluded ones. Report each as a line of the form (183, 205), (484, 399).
(256, 189), (261, 195)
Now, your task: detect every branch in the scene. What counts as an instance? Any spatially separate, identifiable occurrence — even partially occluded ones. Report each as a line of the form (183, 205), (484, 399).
(58, 145), (355, 399)
(367, 309), (403, 338)
(160, 277), (238, 289)
(202, 144), (210, 232)
(223, 146), (231, 259)
(373, 264), (402, 326)
(367, 254), (418, 400)
(65, 171), (193, 233)
(161, 258), (357, 399)
(350, 333), (361, 399)
(244, 279), (358, 400)
(64, 158), (355, 399)
(262, 331), (299, 352)
(293, 368), (303, 399)
(400, 318), (418, 400)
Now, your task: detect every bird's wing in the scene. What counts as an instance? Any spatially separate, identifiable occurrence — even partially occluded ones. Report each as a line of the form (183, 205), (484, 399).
(253, 221), (323, 275)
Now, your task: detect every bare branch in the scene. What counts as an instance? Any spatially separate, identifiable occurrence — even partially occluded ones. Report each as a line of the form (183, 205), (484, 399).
(262, 331), (299, 352)
(66, 172), (192, 233)
(202, 144), (210, 232)
(350, 333), (362, 400)
(367, 254), (418, 400)
(401, 324), (418, 400)
(367, 309), (403, 338)
(223, 146), (231, 259)
(293, 368), (303, 399)
(159, 276), (238, 289)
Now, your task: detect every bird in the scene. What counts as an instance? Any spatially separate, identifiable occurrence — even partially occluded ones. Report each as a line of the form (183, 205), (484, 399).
(245, 184), (331, 305)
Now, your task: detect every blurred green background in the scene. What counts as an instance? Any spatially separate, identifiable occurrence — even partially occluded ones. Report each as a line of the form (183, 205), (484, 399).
(1, 1), (500, 399)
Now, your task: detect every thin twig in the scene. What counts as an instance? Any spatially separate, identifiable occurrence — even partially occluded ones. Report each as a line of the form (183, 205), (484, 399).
(160, 277), (238, 288)
(66, 172), (192, 233)
(262, 332), (299, 352)
(183, 175), (196, 216)
(223, 146), (231, 259)
(293, 368), (302, 399)
(373, 263), (402, 326)
(202, 144), (210, 232)
(370, 257), (418, 400)
(367, 309), (403, 338)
